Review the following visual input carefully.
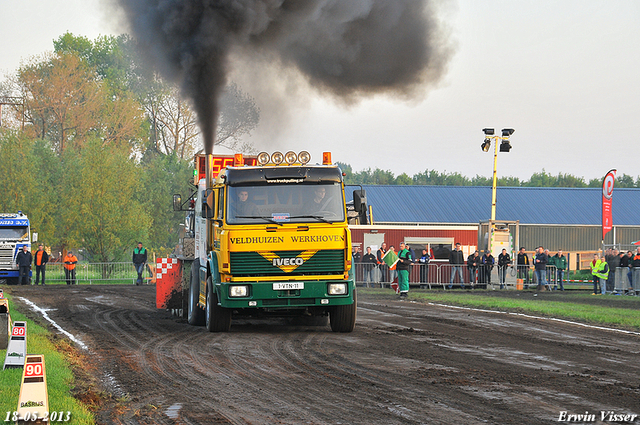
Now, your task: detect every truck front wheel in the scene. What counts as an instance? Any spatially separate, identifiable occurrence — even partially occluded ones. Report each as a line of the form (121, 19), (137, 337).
(187, 260), (205, 326)
(205, 277), (231, 332)
(330, 289), (357, 333)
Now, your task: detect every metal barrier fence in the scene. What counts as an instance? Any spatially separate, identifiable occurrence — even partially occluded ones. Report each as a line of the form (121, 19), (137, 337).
(352, 262), (640, 293)
(39, 262), (152, 285)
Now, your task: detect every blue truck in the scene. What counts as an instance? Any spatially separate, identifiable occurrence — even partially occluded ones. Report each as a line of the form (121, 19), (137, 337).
(0, 212), (31, 285)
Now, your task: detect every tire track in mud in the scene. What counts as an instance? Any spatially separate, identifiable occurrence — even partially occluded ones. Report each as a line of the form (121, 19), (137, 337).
(90, 304), (239, 424)
(9, 286), (640, 424)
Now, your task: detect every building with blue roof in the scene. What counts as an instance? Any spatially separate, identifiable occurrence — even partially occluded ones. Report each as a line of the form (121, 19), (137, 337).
(346, 185), (640, 253)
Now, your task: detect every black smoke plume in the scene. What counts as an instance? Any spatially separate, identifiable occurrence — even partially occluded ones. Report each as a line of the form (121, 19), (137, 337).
(116, 0), (453, 154)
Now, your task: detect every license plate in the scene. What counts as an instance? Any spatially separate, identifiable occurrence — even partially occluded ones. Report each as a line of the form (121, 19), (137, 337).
(272, 282), (304, 291)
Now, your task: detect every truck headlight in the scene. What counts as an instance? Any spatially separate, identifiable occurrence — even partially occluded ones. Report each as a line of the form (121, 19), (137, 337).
(229, 285), (248, 297)
(328, 283), (347, 295)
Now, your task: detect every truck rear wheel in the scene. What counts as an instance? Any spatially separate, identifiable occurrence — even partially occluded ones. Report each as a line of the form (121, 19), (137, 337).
(187, 260), (205, 326)
(205, 277), (231, 332)
(330, 289), (357, 333)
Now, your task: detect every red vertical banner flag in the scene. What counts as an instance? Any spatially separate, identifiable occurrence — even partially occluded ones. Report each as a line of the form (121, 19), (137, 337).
(602, 169), (616, 240)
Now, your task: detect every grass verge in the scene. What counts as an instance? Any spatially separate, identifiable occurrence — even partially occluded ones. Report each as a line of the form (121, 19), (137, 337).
(361, 288), (640, 330)
(0, 292), (95, 424)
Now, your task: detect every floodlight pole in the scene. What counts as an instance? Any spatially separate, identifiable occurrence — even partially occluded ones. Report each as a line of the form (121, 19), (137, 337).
(491, 138), (498, 223)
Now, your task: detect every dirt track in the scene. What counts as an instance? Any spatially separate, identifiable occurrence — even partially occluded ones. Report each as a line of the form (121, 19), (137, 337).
(6, 285), (640, 424)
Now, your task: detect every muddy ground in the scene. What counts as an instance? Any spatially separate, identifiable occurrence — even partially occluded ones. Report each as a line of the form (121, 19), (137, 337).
(5, 285), (640, 425)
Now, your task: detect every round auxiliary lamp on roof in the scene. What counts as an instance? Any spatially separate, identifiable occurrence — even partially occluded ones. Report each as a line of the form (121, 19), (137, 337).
(256, 151), (312, 166)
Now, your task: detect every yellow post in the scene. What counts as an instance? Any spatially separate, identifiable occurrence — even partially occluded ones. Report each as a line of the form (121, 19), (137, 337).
(491, 137), (499, 223)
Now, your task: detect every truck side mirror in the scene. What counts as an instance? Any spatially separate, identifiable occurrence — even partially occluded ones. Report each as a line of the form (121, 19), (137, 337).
(201, 190), (215, 219)
(173, 194), (182, 211)
(353, 189), (366, 213)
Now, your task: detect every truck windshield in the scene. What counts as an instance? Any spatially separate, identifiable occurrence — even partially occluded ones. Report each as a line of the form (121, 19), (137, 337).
(0, 227), (29, 240)
(227, 183), (345, 225)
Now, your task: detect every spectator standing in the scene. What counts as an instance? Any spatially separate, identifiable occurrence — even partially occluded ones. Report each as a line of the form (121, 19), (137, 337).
(589, 253), (601, 295)
(497, 249), (511, 289)
(352, 246), (361, 283)
(606, 249), (620, 292)
(619, 250), (631, 291)
(16, 245), (32, 285)
(352, 246), (361, 263)
(591, 254), (608, 295)
(551, 250), (567, 291)
(467, 251), (479, 288)
(64, 251), (78, 285)
(33, 244), (49, 285)
(481, 251), (495, 286)
(626, 251), (634, 290)
(631, 248), (640, 293)
(387, 245), (397, 283)
(534, 246), (549, 291)
(418, 248), (432, 285)
(448, 243), (465, 289)
(517, 247), (530, 287)
(377, 242), (388, 285)
(133, 242), (148, 285)
(544, 249), (553, 285)
(396, 242), (413, 298)
(406, 244), (416, 263)
(361, 247), (377, 287)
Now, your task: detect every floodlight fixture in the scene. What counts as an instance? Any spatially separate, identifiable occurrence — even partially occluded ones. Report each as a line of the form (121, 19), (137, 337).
(483, 128), (495, 136)
(501, 128), (515, 137)
(499, 140), (512, 152)
(481, 139), (491, 152)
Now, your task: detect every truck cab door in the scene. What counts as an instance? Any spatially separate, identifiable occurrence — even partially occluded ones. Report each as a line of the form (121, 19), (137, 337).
(213, 188), (224, 251)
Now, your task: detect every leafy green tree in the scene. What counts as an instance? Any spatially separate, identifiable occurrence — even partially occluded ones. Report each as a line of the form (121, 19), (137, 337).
(0, 131), (60, 247)
(139, 151), (194, 255)
(612, 174), (639, 188)
(395, 173), (412, 186)
(0, 130), (39, 213)
(59, 138), (150, 262)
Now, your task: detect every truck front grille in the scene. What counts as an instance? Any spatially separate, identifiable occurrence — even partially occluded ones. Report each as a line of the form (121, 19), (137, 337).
(0, 248), (14, 266)
(230, 249), (344, 277)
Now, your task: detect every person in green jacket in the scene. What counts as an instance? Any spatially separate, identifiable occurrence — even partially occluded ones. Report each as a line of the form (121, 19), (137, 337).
(551, 250), (568, 291)
(547, 250), (556, 288)
(396, 242), (413, 298)
(590, 253), (608, 295)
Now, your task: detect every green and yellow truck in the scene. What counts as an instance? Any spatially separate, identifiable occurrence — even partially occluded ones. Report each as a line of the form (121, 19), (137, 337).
(162, 151), (366, 332)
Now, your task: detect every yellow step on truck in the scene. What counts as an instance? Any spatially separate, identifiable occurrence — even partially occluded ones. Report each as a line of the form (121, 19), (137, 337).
(170, 151), (365, 332)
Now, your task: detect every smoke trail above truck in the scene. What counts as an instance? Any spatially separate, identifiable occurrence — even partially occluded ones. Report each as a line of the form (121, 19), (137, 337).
(115, 0), (454, 154)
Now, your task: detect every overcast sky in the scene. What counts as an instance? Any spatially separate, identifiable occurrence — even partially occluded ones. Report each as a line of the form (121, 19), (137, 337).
(1, 0), (639, 182)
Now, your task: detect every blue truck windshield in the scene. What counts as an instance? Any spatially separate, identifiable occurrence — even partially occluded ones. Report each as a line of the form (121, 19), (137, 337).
(0, 227), (29, 240)
(227, 183), (345, 225)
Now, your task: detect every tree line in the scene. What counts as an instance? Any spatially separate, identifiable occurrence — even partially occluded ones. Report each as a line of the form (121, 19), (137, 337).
(0, 33), (259, 262)
(336, 162), (640, 188)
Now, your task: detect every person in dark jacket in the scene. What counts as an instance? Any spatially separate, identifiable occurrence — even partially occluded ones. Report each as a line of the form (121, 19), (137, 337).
(516, 247), (530, 286)
(467, 251), (479, 287)
(619, 251), (632, 290)
(16, 245), (32, 285)
(448, 243), (465, 288)
(481, 251), (495, 286)
(33, 244), (49, 285)
(418, 248), (432, 285)
(497, 249), (511, 289)
(133, 242), (148, 285)
(361, 247), (378, 287)
(534, 246), (549, 290)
